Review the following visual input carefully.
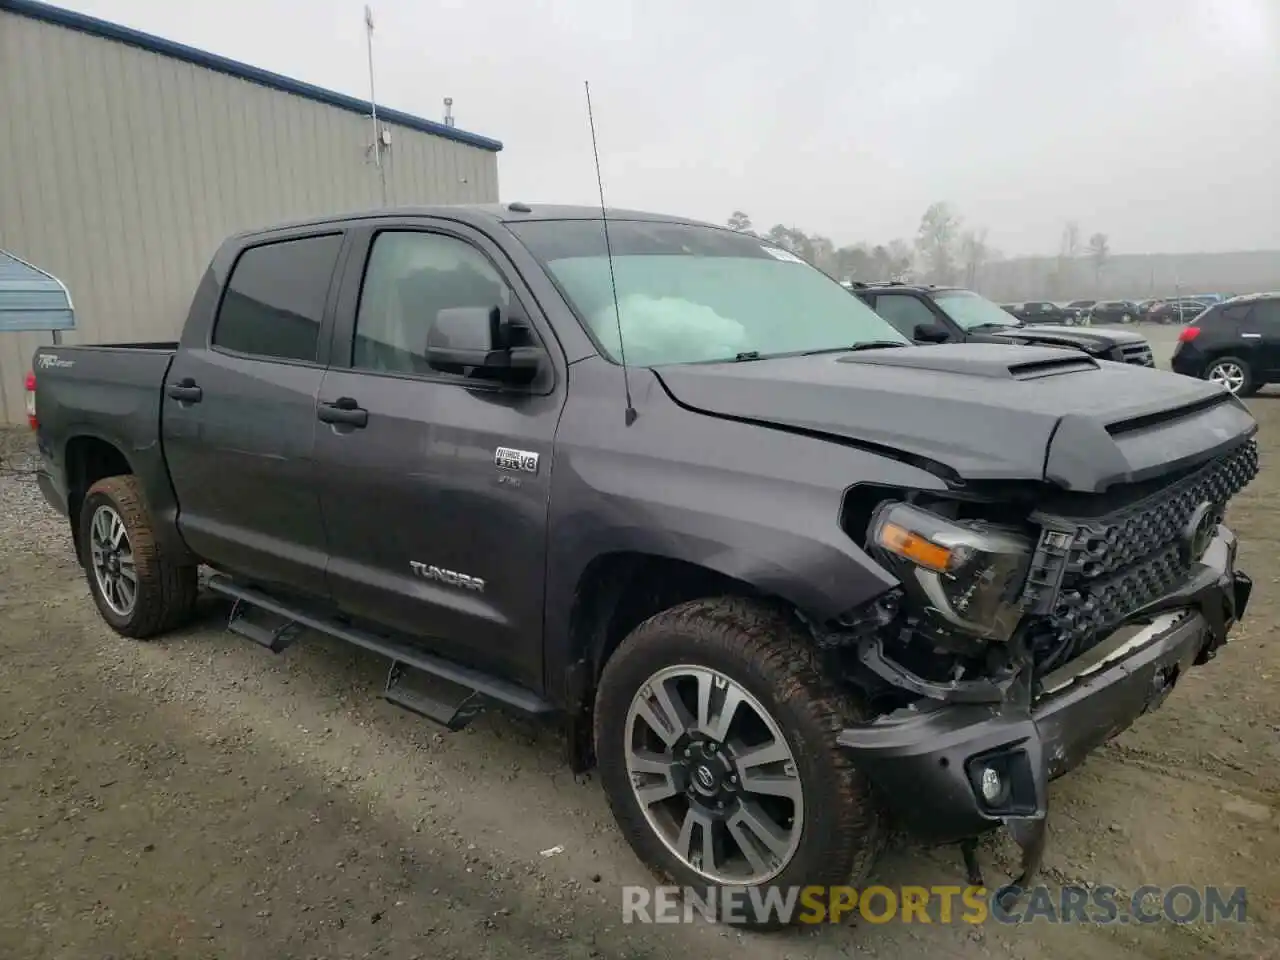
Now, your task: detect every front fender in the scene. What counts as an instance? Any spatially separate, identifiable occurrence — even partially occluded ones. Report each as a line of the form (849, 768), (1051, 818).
(541, 361), (947, 695)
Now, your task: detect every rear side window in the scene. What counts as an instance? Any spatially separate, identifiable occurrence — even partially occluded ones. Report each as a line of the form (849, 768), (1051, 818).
(1248, 299), (1280, 330)
(213, 234), (343, 361)
(1201, 303), (1252, 327)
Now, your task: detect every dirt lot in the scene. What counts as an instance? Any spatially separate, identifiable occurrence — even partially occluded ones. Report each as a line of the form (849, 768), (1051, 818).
(1, 349), (1276, 959)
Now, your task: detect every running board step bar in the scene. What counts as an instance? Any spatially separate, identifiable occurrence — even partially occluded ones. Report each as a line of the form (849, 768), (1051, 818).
(226, 600), (303, 653)
(206, 574), (553, 725)
(384, 662), (485, 730)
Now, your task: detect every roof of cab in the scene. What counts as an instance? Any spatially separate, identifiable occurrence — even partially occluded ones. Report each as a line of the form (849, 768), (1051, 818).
(226, 204), (722, 242)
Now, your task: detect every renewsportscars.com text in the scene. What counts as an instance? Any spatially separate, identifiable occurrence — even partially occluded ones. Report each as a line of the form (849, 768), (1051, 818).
(621, 884), (1249, 926)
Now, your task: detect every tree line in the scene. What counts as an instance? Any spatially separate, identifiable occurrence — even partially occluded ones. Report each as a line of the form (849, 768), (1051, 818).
(726, 205), (1111, 296)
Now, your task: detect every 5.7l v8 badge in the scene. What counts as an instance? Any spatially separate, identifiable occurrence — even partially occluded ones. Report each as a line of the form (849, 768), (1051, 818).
(495, 447), (539, 475)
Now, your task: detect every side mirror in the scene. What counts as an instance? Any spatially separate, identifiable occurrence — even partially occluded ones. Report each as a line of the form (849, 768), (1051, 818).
(426, 306), (543, 380)
(914, 324), (950, 343)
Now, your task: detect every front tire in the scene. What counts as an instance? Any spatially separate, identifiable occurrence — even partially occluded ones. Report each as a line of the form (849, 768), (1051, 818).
(1204, 356), (1254, 397)
(594, 598), (885, 927)
(79, 475), (198, 638)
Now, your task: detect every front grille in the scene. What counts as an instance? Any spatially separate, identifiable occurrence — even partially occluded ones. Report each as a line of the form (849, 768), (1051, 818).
(1115, 342), (1155, 366)
(1021, 439), (1258, 645)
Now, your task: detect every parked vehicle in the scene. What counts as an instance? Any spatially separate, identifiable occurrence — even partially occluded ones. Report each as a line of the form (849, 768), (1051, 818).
(1172, 292), (1280, 395)
(1010, 300), (1075, 325)
(1066, 299), (1097, 322)
(1150, 298), (1209, 324)
(854, 284), (1155, 366)
(1088, 300), (1140, 324)
(1051, 302), (1087, 325)
(28, 206), (1256, 928)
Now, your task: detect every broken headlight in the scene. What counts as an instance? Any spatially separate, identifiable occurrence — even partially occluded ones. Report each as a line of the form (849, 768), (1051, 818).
(869, 501), (1032, 642)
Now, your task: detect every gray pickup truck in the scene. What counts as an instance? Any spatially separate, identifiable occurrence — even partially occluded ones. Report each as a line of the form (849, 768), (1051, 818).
(28, 205), (1256, 926)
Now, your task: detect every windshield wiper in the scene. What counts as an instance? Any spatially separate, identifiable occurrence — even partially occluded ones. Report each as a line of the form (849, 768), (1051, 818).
(968, 322), (1022, 332)
(800, 341), (909, 356)
(733, 351), (763, 361)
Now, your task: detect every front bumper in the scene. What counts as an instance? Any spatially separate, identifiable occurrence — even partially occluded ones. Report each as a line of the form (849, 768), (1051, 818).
(838, 527), (1249, 848)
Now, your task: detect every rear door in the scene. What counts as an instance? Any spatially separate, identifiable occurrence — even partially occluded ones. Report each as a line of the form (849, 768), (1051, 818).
(1241, 299), (1280, 378)
(162, 231), (345, 596)
(1195, 301), (1255, 363)
(311, 219), (566, 691)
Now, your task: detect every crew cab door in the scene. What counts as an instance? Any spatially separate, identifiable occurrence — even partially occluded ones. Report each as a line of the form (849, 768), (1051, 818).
(161, 231), (344, 596)
(312, 220), (565, 692)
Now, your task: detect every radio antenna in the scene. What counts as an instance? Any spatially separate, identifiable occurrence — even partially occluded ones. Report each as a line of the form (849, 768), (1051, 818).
(584, 80), (636, 426)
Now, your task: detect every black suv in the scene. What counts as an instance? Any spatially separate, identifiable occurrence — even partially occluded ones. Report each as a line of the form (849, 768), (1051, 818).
(1089, 300), (1140, 325)
(1171, 293), (1280, 395)
(854, 283), (1155, 366)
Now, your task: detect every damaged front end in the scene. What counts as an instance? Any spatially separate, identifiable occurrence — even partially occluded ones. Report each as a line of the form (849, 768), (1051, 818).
(827, 438), (1258, 894)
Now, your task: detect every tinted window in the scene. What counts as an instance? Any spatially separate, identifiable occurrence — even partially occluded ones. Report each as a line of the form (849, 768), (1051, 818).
(1200, 303), (1251, 327)
(353, 231), (514, 375)
(1248, 299), (1280, 331)
(872, 294), (941, 338)
(213, 234), (342, 361)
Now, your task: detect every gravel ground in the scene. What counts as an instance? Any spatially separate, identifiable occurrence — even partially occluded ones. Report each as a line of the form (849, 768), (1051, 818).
(0, 367), (1276, 959)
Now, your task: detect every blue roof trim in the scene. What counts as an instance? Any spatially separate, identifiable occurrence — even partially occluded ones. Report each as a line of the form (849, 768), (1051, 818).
(0, 0), (503, 152)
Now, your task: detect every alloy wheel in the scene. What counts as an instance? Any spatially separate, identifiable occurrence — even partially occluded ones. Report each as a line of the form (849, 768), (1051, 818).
(624, 664), (804, 884)
(89, 504), (137, 616)
(1208, 362), (1246, 394)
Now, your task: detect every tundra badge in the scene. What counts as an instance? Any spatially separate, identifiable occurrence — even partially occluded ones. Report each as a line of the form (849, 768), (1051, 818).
(494, 446), (539, 475)
(410, 561), (485, 593)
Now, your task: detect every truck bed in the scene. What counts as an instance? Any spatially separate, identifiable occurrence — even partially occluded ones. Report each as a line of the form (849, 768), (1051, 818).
(30, 341), (179, 537)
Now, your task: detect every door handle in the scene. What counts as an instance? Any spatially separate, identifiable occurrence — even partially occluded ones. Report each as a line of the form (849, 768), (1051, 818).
(317, 397), (368, 428)
(166, 378), (203, 403)
(1241, 333), (1262, 339)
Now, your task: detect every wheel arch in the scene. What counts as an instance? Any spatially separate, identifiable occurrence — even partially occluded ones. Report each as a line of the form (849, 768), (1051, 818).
(64, 433), (135, 561)
(568, 551), (770, 690)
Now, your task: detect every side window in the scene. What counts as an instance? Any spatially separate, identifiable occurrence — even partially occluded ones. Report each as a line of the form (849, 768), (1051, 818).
(212, 234), (343, 362)
(353, 231), (515, 376)
(1206, 304), (1251, 328)
(873, 294), (942, 339)
(1248, 300), (1280, 331)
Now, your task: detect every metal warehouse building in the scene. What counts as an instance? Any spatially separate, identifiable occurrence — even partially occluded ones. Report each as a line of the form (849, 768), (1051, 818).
(0, 0), (502, 423)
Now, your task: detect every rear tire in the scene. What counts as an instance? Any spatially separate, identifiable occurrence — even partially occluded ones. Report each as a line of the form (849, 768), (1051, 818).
(79, 475), (198, 638)
(594, 597), (885, 928)
(1203, 356), (1253, 397)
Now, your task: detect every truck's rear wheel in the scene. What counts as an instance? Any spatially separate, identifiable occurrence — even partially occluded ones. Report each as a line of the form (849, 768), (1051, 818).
(594, 597), (885, 927)
(80, 476), (197, 638)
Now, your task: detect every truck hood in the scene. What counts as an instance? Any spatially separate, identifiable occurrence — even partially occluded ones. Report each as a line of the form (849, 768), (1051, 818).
(654, 343), (1255, 492)
(984, 324), (1146, 353)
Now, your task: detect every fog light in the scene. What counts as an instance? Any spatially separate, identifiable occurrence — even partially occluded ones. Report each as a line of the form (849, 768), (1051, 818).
(980, 766), (1006, 804)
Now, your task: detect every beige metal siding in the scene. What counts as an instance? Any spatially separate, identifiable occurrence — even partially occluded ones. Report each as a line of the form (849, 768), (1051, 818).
(0, 10), (499, 423)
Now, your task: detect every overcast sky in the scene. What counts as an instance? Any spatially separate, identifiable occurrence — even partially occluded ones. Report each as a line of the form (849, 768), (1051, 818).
(58, 0), (1280, 256)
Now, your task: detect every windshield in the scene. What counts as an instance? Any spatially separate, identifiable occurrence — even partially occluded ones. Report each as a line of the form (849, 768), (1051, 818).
(933, 289), (1022, 330)
(506, 219), (908, 365)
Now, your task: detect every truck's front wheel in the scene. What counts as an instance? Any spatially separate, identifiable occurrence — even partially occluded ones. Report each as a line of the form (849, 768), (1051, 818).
(80, 476), (198, 638)
(594, 597), (885, 927)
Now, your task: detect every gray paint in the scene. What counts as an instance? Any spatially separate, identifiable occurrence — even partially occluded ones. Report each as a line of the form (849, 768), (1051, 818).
(0, 8), (499, 422)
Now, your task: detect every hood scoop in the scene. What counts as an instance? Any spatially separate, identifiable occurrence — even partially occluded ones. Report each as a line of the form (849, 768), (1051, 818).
(838, 343), (1097, 379)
